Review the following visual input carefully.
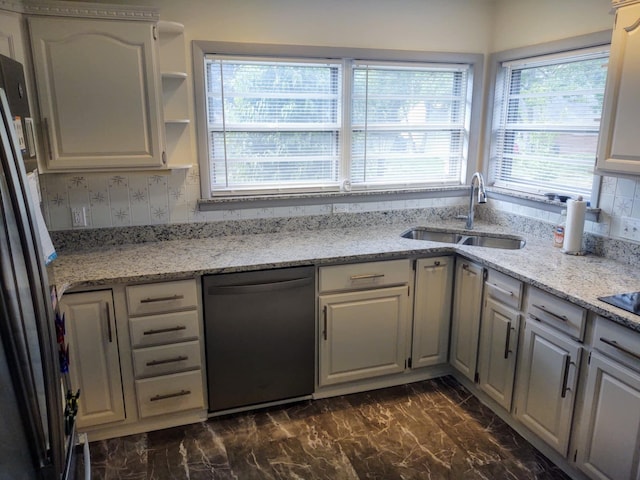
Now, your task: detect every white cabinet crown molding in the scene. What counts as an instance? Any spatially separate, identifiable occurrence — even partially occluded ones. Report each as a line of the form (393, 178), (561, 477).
(0, 0), (25, 14)
(23, 0), (158, 21)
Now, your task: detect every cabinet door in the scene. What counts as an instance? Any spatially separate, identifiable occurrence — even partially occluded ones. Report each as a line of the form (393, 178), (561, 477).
(449, 260), (484, 381)
(29, 17), (164, 170)
(515, 320), (581, 456)
(59, 290), (125, 428)
(477, 297), (520, 411)
(596, 3), (640, 174)
(0, 10), (26, 62)
(576, 352), (640, 480)
(319, 285), (409, 386)
(412, 256), (453, 368)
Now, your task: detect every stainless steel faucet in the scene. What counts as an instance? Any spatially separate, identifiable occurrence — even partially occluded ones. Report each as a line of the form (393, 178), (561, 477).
(465, 172), (487, 229)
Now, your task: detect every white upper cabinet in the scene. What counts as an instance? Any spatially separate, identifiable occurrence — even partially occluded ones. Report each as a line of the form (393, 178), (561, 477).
(0, 9), (26, 62)
(29, 16), (165, 170)
(596, 2), (640, 174)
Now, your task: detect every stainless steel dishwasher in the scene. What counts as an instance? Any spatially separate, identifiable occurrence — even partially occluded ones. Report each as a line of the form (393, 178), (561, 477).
(203, 266), (315, 412)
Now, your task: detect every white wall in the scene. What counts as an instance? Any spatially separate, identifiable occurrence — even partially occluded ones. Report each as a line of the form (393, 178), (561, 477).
(90, 0), (496, 53)
(491, 0), (612, 52)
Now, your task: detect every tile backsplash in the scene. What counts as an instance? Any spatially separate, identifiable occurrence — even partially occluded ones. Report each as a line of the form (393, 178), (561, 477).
(40, 165), (467, 231)
(486, 176), (640, 243)
(40, 166), (640, 247)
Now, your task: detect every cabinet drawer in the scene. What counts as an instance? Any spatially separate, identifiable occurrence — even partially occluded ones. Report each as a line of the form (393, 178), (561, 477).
(130, 310), (200, 348)
(135, 370), (204, 418)
(527, 288), (586, 341)
(132, 340), (202, 378)
(318, 259), (411, 293)
(593, 317), (640, 372)
(485, 269), (523, 310)
(127, 279), (198, 316)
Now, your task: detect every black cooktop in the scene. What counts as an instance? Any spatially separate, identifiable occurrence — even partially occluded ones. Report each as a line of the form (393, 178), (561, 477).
(598, 292), (640, 315)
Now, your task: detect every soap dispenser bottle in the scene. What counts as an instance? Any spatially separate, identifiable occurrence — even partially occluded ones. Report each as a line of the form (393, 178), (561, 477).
(553, 209), (567, 248)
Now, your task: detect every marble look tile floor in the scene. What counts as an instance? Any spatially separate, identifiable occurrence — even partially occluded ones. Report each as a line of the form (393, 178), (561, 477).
(82, 376), (569, 479)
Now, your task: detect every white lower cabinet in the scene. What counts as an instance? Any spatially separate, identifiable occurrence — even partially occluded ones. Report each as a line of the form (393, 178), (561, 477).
(135, 370), (205, 418)
(319, 285), (410, 386)
(318, 260), (412, 387)
(59, 290), (125, 429)
(411, 257), (453, 368)
(576, 352), (640, 480)
(477, 298), (520, 410)
(477, 269), (523, 411)
(515, 320), (582, 456)
(576, 317), (640, 480)
(449, 260), (484, 381)
(126, 279), (205, 418)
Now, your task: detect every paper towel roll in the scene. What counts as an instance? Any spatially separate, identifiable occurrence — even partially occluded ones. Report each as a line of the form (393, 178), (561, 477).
(562, 198), (586, 254)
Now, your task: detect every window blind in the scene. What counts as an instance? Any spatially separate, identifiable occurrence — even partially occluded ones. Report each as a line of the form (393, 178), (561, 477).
(351, 62), (469, 188)
(490, 47), (609, 200)
(205, 57), (342, 194)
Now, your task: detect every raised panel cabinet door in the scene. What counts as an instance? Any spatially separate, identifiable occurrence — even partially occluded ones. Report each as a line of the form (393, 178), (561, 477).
(449, 260), (484, 381)
(412, 256), (453, 368)
(515, 320), (581, 456)
(29, 17), (164, 170)
(59, 290), (125, 428)
(576, 352), (640, 480)
(477, 297), (520, 411)
(319, 285), (410, 386)
(0, 10), (25, 61)
(596, 3), (640, 174)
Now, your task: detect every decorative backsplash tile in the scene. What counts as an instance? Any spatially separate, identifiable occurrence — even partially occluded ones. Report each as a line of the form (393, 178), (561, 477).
(39, 167), (640, 250)
(39, 166), (468, 231)
(487, 175), (640, 244)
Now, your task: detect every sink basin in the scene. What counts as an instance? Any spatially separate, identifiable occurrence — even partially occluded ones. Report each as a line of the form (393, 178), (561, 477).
(401, 227), (525, 250)
(459, 234), (526, 250)
(400, 228), (462, 243)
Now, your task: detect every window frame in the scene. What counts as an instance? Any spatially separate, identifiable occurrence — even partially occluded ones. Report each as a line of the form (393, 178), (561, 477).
(193, 41), (484, 205)
(483, 31), (612, 205)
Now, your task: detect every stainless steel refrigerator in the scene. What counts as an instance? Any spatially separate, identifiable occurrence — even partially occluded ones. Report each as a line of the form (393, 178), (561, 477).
(0, 55), (77, 479)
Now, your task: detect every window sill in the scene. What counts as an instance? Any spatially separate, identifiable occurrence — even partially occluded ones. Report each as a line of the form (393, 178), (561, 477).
(487, 187), (601, 222)
(198, 186), (468, 211)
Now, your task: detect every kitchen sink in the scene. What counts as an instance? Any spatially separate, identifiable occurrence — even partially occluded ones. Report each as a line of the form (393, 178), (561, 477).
(459, 234), (526, 249)
(400, 229), (462, 243)
(401, 227), (525, 250)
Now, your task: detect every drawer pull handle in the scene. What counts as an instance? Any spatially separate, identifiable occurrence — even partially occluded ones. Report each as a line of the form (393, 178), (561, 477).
(350, 273), (385, 280)
(140, 294), (185, 304)
(143, 325), (187, 335)
(424, 261), (442, 269)
(489, 282), (514, 297)
(532, 304), (568, 322)
(150, 389), (191, 402)
(146, 355), (188, 366)
(600, 337), (640, 361)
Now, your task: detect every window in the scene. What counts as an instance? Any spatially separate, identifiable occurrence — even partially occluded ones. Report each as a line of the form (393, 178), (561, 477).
(351, 63), (469, 188)
(489, 46), (610, 201)
(194, 44), (481, 199)
(205, 57), (342, 194)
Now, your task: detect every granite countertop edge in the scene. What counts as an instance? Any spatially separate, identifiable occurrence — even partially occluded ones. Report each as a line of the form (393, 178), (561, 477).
(50, 221), (640, 333)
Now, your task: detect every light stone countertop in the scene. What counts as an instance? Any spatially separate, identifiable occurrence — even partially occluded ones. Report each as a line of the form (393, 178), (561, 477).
(50, 220), (640, 333)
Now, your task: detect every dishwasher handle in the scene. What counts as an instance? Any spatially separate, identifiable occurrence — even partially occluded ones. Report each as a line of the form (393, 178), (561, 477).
(206, 276), (313, 295)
